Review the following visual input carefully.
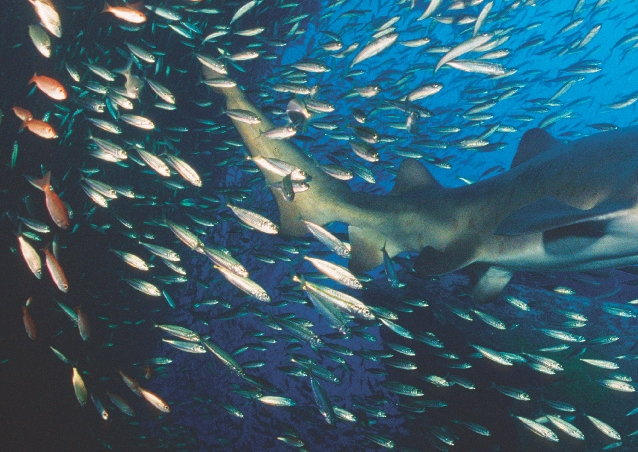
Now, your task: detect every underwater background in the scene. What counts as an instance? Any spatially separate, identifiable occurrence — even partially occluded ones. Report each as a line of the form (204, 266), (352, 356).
(2, 0), (638, 451)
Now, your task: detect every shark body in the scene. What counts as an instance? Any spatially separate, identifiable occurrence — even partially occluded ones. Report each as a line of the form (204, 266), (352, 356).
(210, 70), (638, 301)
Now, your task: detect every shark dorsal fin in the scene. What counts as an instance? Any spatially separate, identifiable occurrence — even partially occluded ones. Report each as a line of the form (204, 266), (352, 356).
(391, 159), (440, 195)
(511, 128), (561, 168)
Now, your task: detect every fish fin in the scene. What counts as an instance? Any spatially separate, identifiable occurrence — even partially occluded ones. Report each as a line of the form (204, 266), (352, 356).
(494, 197), (628, 236)
(291, 273), (305, 286)
(390, 159), (440, 195)
(271, 188), (307, 236)
(472, 266), (513, 303)
(414, 240), (476, 275)
(511, 128), (561, 168)
(114, 57), (133, 76)
(348, 226), (384, 274)
(27, 170), (51, 192)
(41, 242), (53, 254)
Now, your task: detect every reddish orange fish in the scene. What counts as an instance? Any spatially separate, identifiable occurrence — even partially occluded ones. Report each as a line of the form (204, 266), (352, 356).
(29, 73), (67, 100)
(12, 106), (33, 122)
(23, 298), (37, 340)
(77, 306), (90, 341)
(43, 245), (68, 293)
(102, 2), (147, 23)
(29, 171), (70, 229)
(139, 387), (170, 413)
(22, 119), (58, 139)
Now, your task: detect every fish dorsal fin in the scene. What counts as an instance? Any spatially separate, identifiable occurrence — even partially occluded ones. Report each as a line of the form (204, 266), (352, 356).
(391, 159), (440, 195)
(348, 226), (384, 274)
(494, 197), (629, 236)
(511, 128), (561, 168)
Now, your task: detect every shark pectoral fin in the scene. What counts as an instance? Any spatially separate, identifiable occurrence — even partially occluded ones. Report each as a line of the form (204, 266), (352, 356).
(271, 189), (308, 236)
(511, 128), (562, 168)
(472, 266), (513, 303)
(348, 226), (385, 274)
(414, 240), (476, 276)
(494, 197), (628, 236)
(390, 159), (441, 195)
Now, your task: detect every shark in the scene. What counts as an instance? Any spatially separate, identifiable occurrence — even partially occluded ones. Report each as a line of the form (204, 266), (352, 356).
(206, 67), (638, 302)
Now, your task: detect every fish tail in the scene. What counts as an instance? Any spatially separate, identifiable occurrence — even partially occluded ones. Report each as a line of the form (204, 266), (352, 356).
(291, 273), (305, 286)
(114, 57), (133, 76)
(28, 73), (37, 85)
(40, 241), (52, 254)
(102, 1), (111, 13)
(29, 170), (51, 192)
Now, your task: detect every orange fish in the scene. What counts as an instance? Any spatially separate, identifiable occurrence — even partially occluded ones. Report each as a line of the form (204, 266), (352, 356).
(12, 106), (33, 122)
(29, 171), (70, 229)
(43, 245), (68, 292)
(77, 306), (90, 341)
(23, 300), (37, 340)
(22, 119), (58, 139)
(102, 2), (147, 23)
(139, 387), (170, 413)
(29, 73), (67, 100)
(28, 0), (62, 38)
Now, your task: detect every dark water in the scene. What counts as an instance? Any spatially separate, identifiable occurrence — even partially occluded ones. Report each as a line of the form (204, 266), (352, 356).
(2, 1), (638, 451)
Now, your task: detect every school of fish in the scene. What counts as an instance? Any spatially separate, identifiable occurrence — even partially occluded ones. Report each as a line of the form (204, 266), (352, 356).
(5, 0), (638, 450)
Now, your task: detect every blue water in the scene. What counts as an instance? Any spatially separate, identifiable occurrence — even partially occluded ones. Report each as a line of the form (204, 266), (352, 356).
(2, 1), (638, 451)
